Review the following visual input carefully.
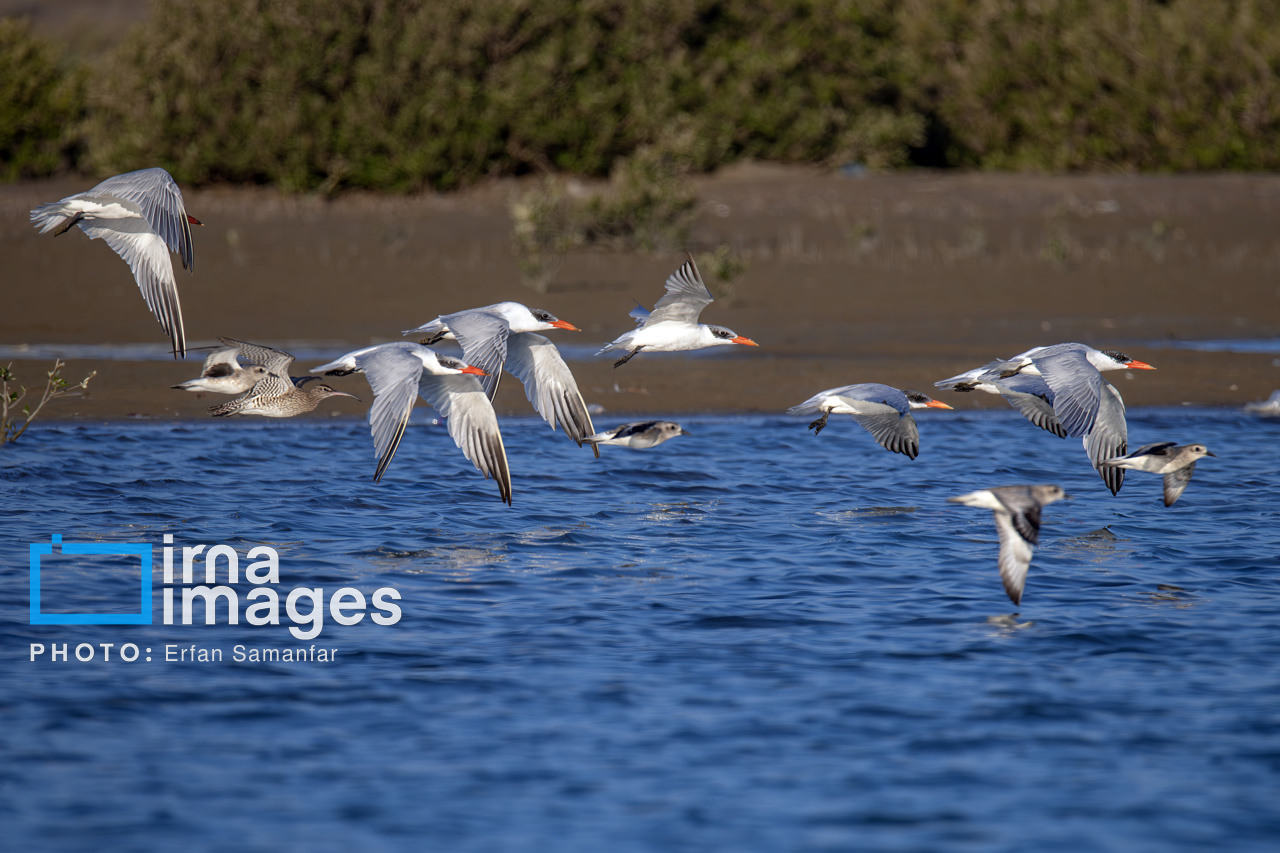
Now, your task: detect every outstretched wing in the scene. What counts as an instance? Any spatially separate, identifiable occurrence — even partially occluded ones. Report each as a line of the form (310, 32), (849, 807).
(80, 220), (185, 357)
(1163, 462), (1198, 507)
(1033, 346), (1104, 437)
(645, 254), (713, 326)
(505, 332), (597, 455)
(851, 411), (920, 459)
(443, 310), (511, 400)
(217, 337), (296, 377)
(992, 510), (1036, 606)
(995, 375), (1067, 438)
(86, 167), (195, 272)
(350, 347), (425, 483)
(1084, 381), (1127, 496)
(418, 374), (513, 506)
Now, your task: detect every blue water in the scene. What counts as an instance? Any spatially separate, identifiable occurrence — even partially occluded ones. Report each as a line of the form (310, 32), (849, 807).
(2, 409), (1278, 851)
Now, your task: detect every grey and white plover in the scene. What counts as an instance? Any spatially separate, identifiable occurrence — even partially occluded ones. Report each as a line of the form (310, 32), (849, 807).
(948, 484), (1068, 607)
(787, 384), (952, 460)
(30, 167), (202, 358)
(597, 254), (758, 367)
(173, 347), (270, 395)
(583, 421), (690, 450)
(1101, 443), (1216, 506)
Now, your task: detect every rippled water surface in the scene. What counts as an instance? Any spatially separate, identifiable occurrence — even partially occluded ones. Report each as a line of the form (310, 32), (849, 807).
(3, 409), (1278, 851)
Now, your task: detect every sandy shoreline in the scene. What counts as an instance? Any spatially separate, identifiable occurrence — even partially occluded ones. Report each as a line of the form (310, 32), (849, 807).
(4, 165), (1279, 421)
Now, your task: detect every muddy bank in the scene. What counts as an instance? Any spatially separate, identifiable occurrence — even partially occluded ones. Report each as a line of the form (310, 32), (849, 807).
(3, 165), (1279, 421)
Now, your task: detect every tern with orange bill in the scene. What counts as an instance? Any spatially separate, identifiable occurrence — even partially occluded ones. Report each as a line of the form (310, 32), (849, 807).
(405, 303), (595, 455)
(787, 384), (953, 460)
(598, 254), (758, 367)
(936, 344), (1154, 494)
(937, 344), (1154, 438)
(312, 342), (512, 505)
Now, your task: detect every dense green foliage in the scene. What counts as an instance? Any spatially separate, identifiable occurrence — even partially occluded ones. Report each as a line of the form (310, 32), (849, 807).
(899, 0), (1280, 170)
(0, 19), (86, 180)
(6, 0), (1280, 191)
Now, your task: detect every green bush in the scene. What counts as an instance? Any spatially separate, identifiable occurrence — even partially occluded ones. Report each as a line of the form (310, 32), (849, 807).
(82, 0), (924, 192)
(0, 18), (87, 180)
(897, 0), (1280, 170)
(13, 0), (1280, 189)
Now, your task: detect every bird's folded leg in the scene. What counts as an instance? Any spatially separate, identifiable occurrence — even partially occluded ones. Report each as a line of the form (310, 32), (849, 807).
(613, 347), (644, 368)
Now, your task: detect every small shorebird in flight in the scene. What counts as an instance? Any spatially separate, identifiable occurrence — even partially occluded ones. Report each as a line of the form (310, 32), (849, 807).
(172, 346), (272, 395)
(207, 338), (358, 419)
(1102, 443), (1216, 506)
(583, 421), (690, 450)
(949, 484), (1068, 607)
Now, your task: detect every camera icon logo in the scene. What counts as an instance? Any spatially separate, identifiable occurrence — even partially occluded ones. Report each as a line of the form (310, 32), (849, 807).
(30, 535), (153, 625)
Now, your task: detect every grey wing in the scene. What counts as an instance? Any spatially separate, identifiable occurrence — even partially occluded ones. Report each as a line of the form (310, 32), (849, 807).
(1084, 381), (1127, 496)
(89, 168), (195, 272)
(992, 488), (1043, 545)
(79, 221), (185, 357)
(645, 255), (714, 326)
(443, 310), (510, 400)
(418, 374), (513, 506)
(850, 406), (920, 459)
(1162, 462), (1197, 507)
(992, 510), (1036, 606)
(505, 332), (597, 452)
(830, 383), (909, 408)
(1129, 441), (1178, 460)
(1034, 346), (1103, 437)
(217, 337), (296, 377)
(610, 421), (658, 440)
(352, 347), (424, 482)
(995, 375), (1066, 437)
(208, 372), (292, 417)
(935, 359), (1009, 389)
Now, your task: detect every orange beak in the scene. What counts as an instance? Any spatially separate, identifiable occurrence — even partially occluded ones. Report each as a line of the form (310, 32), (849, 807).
(461, 365), (488, 376)
(550, 320), (580, 331)
(187, 214), (203, 225)
(1125, 360), (1156, 370)
(926, 400), (954, 409)
(731, 336), (759, 346)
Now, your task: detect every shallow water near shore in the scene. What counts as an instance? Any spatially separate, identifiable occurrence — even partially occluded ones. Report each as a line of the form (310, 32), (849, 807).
(2, 408), (1278, 851)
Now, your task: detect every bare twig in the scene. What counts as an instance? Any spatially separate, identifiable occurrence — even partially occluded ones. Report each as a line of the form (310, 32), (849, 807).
(1, 360), (96, 446)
